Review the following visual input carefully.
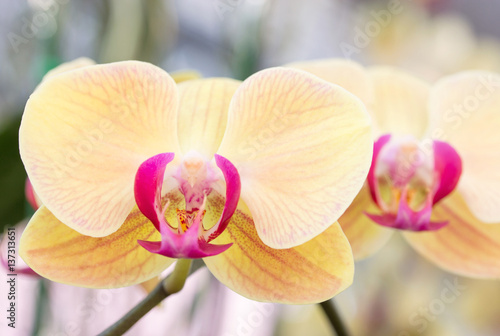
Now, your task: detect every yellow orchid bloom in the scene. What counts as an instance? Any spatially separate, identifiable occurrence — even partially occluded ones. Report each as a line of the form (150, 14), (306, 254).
(289, 59), (500, 278)
(19, 59), (373, 303)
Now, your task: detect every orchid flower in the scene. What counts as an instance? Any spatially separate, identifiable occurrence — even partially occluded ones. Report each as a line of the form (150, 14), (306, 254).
(19, 59), (373, 303)
(289, 59), (500, 278)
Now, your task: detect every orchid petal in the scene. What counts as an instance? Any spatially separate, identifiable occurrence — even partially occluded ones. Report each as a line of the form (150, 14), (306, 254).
(20, 205), (174, 288)
(217, 67), (373, 248)
(428, 71), (500, 222)
(20, 61), (180, 237)
(287, 59), (383, 138)
(203, 199), (354, 304)
(403, 191), (500, 278)
(338, 186), (393, 260)
(286, 59), (374, 107)
(170, 69), (202, 83)
(177, 78), (241, 158)
(368, 67), (430, 138)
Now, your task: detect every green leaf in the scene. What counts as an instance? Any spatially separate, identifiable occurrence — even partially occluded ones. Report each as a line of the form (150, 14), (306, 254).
(0, 116), (26, 231)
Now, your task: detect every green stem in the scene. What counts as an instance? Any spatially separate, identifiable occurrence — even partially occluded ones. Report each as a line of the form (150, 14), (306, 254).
(319, 299), (350, 336)
(97, 259), (193, 336)
(163, 258), (192, 293)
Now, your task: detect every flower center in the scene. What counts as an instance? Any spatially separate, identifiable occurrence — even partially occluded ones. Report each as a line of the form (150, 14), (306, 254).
(366, 134), (462, 231)
(176, 150), (215, 211)
(374, 135), (434, 214)
(134, 151), (241, 258)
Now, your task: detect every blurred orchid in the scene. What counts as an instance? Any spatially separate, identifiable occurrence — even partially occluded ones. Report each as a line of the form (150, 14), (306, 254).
(290, 59), (500, 278)
(19, 59), (373, 303)
(360, 3), (500, 81)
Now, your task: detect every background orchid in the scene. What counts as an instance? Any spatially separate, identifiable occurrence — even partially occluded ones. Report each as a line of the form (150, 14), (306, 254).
(289, 59), (500, 278)
(18, 59), (373, 305)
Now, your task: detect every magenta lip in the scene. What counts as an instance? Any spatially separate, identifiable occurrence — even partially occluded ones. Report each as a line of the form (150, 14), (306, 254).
(134, 152), (241, 259)
(366, 136), (462, 232)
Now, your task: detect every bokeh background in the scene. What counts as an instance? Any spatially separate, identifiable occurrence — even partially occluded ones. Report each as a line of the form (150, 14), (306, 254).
(1, 0), (500, 335)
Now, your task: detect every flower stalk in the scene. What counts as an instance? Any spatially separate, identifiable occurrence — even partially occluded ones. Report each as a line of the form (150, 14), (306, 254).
(319, 299), (350, 336)
(97, 259), (194, 336)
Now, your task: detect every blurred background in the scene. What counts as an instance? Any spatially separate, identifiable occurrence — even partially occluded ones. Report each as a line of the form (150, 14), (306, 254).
(1, 0), (500, 335)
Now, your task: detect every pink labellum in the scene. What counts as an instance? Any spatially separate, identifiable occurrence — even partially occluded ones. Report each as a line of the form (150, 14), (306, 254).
(366, 135), (462, 232)
(134, 153), (175, 231)
(204, 154), (241, 243)
(135, 153), (241, 259)
(366, 188), (448, 231)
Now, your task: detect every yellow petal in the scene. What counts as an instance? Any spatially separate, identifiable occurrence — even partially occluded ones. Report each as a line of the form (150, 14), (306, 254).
(203, 199), (354, 304)
(20, 61), (180, 237)
(286, 59), (374, 106)
(217, 67), (373, 249)
(368, 67), (430, 138)
(42, 58), (96, 82)
(287, 59), (382, 138)
(177, 78), (241, 158)
(20, 205), (174, 288)
(339, 186), (393, 260)
(428, 71), (500, 222)
(403, 191), (500, 278)
(170, 69), (202, 83)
